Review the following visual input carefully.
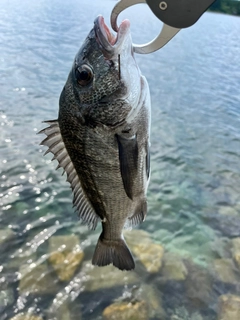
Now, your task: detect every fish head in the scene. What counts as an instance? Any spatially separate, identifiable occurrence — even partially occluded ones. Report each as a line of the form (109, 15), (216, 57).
(60, 16), (142, 127)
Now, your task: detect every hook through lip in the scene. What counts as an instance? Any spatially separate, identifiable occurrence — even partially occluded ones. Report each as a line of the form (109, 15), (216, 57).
(110, 0), (180, 54)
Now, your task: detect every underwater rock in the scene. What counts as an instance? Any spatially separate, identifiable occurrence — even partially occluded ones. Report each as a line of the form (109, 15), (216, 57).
(123, 229), (152, 247)
(124, 229), (164, 273)
(132, 242), (164, 273)
(160, 252), (188, 281)
(170, 306), (203, 320)
(47, 300), (75, 320)
(8, 249), (38, 270)
(0, 228), (15, 246)
(218, 294), (240, 320)
(9, 313), (43, 320)
(204, 213), (240, 237)
(213, 258), (239, 284)
(82, 261), (140, 292)
(218, 205), (237, 216)
(48, 235), (84, 281)
(232, 237), (240, 270)
(213, 185), (238, 206)
(0, 287), (14, 312)
(103, 300), (148, 320)
(19, 263), (59, 295)
(129, 284), (166, 319)
(184, 261), (214, 309)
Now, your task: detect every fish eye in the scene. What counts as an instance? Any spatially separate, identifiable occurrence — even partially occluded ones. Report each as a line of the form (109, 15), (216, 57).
(75, 64), (93, 86)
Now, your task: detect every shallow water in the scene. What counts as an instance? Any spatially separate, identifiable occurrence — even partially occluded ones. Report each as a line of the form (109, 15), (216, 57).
(0, 0), (240, 319)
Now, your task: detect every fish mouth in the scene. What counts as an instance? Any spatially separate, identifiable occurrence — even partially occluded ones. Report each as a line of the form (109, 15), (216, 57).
(94, 15), (130, 57)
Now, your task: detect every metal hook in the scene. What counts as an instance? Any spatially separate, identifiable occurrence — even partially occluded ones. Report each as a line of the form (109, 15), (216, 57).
(110, 0), (180, 54)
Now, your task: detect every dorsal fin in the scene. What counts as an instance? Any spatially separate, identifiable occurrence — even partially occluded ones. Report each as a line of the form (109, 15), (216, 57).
(38, 120), (99, 230)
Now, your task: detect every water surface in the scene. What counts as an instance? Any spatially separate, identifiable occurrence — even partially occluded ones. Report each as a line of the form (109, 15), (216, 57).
(0, 0), (240, 319)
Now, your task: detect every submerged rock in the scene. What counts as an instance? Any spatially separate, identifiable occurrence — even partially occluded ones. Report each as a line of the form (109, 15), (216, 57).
(124, 229), (164, 273)
(0, 287), (14, 312)
(129, 284), (166, 319)
(48, 235), (84, 281)
(0, 228), (15, 246)
(132, 242), (164, 273)
(19, 263), (59, 295)
(9, 313), (43, 320)
(160, 252), (188, 281)
(204, 213), (240, 237)
(170, 306), (203, 320)
(47, 300), (77, 320)
(82, 261), (140, 292)
(103, 301), (148, 320)
(218, 294), (240, 320)
(232, 237), (240, 270)
(213, 258), (239, 284)
(218, 206), (237, 216)
(184, 261), (214, 309)
(124, 229), (152, 247)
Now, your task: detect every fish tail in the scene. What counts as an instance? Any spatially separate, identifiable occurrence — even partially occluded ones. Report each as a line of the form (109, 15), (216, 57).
(92, 233), (135, 271)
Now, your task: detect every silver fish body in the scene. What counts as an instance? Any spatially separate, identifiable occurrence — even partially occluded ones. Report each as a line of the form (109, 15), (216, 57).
(39, 16), (151, 270)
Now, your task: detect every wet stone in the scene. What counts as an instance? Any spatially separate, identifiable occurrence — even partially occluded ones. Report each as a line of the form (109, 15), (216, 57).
(131, 284), (166, 319)
(218, 294), (240, 320)
(0, 228), (15, 246)
(103, 300), (148, 320)
(48, 235), (84, 282)
(82, 261), (140, 292)
(213, 258), (239, 284)
(232, 237), (240, 270)
(47, 300), (76, 320)
(7, 250), (37, 270)
(9, 313), (44, 320)
(0, 287), (15, 311)
(160, 252), (188, 281)
(123, 229), (152, 247)
(170, 307), (203, 320)
(218, 205), (237, 216)
(124, 229), (164, 273)
(184, 261), (214, 309)
(19, 263), (59, 295)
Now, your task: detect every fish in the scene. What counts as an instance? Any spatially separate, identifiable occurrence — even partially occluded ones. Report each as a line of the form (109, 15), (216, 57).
(39, 15), (151, 271)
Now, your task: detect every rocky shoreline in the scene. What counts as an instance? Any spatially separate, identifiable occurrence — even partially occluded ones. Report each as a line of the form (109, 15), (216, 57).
(1, 226), (240, 320)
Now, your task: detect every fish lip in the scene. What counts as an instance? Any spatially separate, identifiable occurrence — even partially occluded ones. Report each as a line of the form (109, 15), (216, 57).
(94, 15), (130, 57)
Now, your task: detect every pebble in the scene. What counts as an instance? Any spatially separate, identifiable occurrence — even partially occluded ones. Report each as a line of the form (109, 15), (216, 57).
(160, 252), (188, 281)
(82, 262), (140, 292)
(218, 294), (240, 320)
(103, 300), (148, 320)
(213, 258), (239, 284)
(8, 313), (43, 320)
(0, 228), (15, 246)
(124, 229), (164, 273)
(19, 263), (59, 295)
(232, 237), (240, 270)
(48, 235), (84, 281)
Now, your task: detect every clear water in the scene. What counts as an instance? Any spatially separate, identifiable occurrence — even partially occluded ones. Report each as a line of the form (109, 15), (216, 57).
(1, 0), (240, 319)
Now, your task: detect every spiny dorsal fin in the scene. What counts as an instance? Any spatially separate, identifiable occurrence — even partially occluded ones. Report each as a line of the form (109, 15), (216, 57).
(38, 120), (99, 230)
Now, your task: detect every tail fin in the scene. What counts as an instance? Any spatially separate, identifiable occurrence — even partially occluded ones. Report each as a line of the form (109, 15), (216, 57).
(92, 233), (135, 271)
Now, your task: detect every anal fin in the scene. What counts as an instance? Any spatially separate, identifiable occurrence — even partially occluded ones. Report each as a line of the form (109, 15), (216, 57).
(127, 199), (147, 227)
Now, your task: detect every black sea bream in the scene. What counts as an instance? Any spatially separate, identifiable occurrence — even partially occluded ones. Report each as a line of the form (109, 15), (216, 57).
(39, 16), (151, 270)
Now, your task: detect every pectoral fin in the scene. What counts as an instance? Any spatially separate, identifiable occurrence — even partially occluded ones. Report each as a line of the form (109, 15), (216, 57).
(116, 134), (138, 200)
